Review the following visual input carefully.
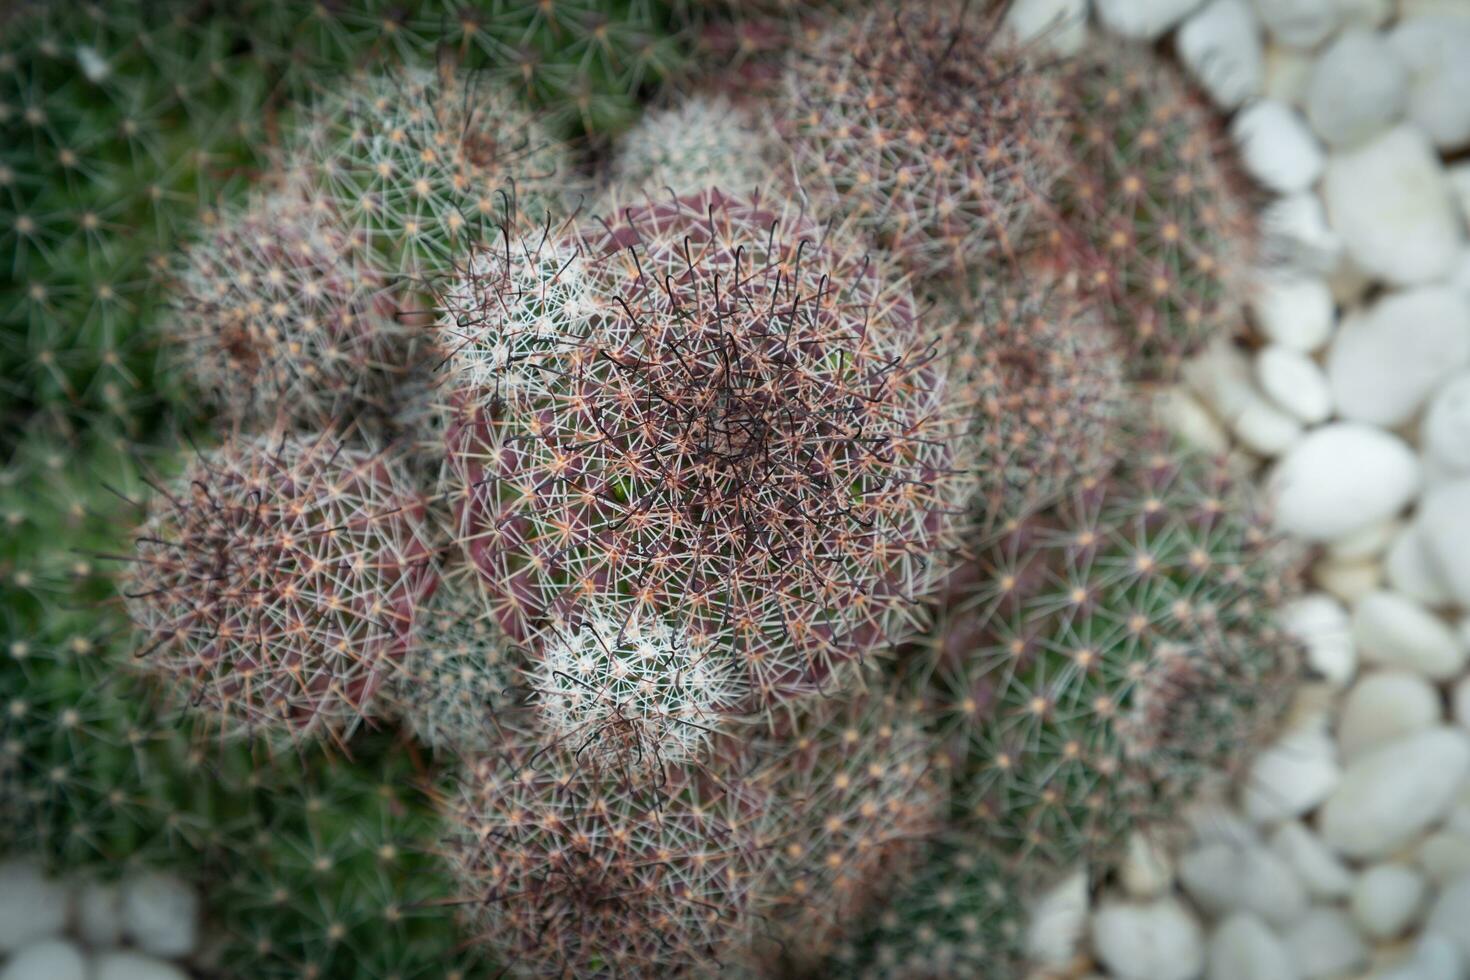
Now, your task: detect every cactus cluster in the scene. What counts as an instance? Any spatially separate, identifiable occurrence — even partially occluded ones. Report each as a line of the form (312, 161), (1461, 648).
(4, 3), (1297, 978)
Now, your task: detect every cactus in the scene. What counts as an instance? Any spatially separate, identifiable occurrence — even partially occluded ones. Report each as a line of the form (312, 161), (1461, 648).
(120, 429), (438, 743)
(442, 189), (971, 705)
(609, 93), (779, 198)
(1048, 42), (1258, 380)
(779, 0), (1060, 283)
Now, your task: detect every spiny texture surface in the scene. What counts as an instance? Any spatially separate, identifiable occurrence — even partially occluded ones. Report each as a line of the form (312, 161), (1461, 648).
(444, 189), (969, 705)
(916, 431), (1300, 880)
(445, 734), (764, 977)
(168, 186), (414, 426)
(1052, 42), (1257, 380)
(610, 93), (778, 197)
(530, 607), (750, 773)
(122, 431), (436, 741)
(780, 0), (1059, 282)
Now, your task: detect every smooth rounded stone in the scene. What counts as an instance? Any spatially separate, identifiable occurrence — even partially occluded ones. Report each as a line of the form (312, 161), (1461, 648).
(75, 880), (121, 948)
(1179, 841), (1309, 926)
(1187, 800), (1262, 849)
(1305, 28), (1407, 146)
(1281, 682), (1338, 738)
(120, 872), (199, 959)
(1419, 831), (1470, 885)
(1264, 45), (1315, 105)
(1207, 914), (1297, 980)
(1156, 387), (1232, 455)
(1178, 0), (1263, 108)
(1353, 590), (1468, 680)
(1095, 0), (1205, 39)
(1270, 822), (1354, 899)
(1327, 519), (1400, 562)
(1319, 727), (1470, 860)
(1249, 273), (1335, 352)
(1339, 670), (1441, 761)
(1456, 676), (1470, 732)
(1427, 876), (1470, 964)
(1377, 934), (1466, 980)
(1252, 0), (1339, 48)
(1232, 101), (1325, 194)
(1025, 869), (1089, 967)
(1091, 898), (1206, 980)
(1282, 907), (1367, 979)
(1121, 831), (1175, 899)
(1313, 556), (1383, 604)
(1453, 165), (1470, 225)
(1322, 124), (1465, 287)
(1184, 334), (1257, 423)
(1002, 0), (1089, 56)
(1386, 522), (1455, 607)
(1351, 863), (1426, 939)
(1280, 594), (1356, 685)
(1232, 394), (1304, 456)
(1403, 0), (1470, 16)
(1328, 287), (1470, 428)
(1425, 375), (1470, 475)
(0, 861), (71, 952)
(0, 940), (87, 980)
(93, 952), (190, 980)
(1256, 345), (1331, 424)
(1269, 423), (1420, 543)
(1420, 480), (1470, 607)
(1242, 728), (1341, 824)
(1389, 16), (1470, 150)
(1261, 194), (1345, 275)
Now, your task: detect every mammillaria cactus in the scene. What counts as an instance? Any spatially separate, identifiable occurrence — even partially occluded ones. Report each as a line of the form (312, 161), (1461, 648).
(609, 93), (779, 197)
(121, 429), (437, 742)
(779, 0), (1060, 283)
(443, 188), (971, 705)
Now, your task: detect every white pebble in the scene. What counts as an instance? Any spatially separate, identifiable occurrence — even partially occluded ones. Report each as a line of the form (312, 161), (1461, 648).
(1280, 593), (1356, 685)
(1186, 800), (1262, 848)
(1452, 164), (1470, 226)
(1322, 124), (1465, 286)
(1340, 0), (1392, 28)
(1424, 375), (1470, 476)
(1252, 0), (1339, 48)
(1263, 45), (1315, 105)
(1388, 16), (1470, 150)
(1179, 841), (1309, 926)
(1338, 670), (1441, 761)
(1231, 101), (1324, 194)
(93, 952), (190, 980)
(1249, 273), (1335, 351)
(1327, 287), (1470, 428)
(1313, 556), (1384, 605)
(1241, 728), (1341, 824)
(0, 940), (87, 980)
(75, 880), (121, 949)
(1418, 831), (1470, 885)
(1305, 28), (1407, 146)
(1155, 387), (1233, 456)
(1327, 518), (1399, 562)
(1207, 914), (1297, 980)
(1270, 423), (1420, 543)
(1025, 869), (1089, 968)
(1420, 479), (1470, 608)
(1091, 898), (1206, 980)
(1318, 727), (1470, 860)
(1351, 863), (1426, 940)
(120, 872), (199, 959)
(1095, 0), (1205, 39)
(0, 861), (71, 953)
(1386, 522), (1455, 607)
(1282, 907), (1367, 979)
(1270, 821), (1354, 900)
(1376, 934), (1465, 980)
(1456, 675), (1470, 732)
(1232, 394), (1304, 456)
(1184, 334), (1258, 423)
(1002, 0), (1089, 56)
(1402, 0), (1470, 16)
(1353, 590), (1468, 680)
(1178, 0), (1264, 108)
(1260, 194), (1345, 275)
(1256, 345), (1331, 424)
(1121, 832), (1175, 900)
(1426, 876), (1470, 965)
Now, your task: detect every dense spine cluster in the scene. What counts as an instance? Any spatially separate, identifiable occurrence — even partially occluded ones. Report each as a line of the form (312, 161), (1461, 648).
(610, 94), (778, 197)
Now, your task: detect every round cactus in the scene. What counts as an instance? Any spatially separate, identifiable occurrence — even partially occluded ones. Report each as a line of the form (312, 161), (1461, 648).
(444, 733), (765, 977)
(609, 93), (779, 198)
(779, 0), (1060, 283)
(442, 189), (970, 706)
(120, 430), (438, 742)
(914, 429), (1301, 880)
(1049, 41), (1258, 380)
(167, 185), (418, 427)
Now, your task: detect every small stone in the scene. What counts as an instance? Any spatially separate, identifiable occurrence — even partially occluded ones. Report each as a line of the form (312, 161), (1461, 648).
(1420, 479), (1470, 607)
(0, 861), (71, 952)
(1386, 522), (1454, 608)
(1091, 898), (1206, 980)
(1186, 800), (1261, 848)
(1241, 728), (1340, 824)
(1249, 273), (1335, 352)
(1319, 727), (1470, 860)
(1263, 44), (1315, 104)
(1179, 841), (1309, 926)
(1282, 907), (1367, 979)
(1178, 0), (1263, 108)
(120, 872), (199, 959)
(1121, 831), (1175, 899)
(1155, 387), (1232, 456)
(75, 880), (122, 949)
(1327, 519), (1399, 562)
(1351, 863), (1426, 939)
(1260, 194), (1344, 275)
(1232, 394), (1304, 456)
(1313, 556), (1383, 605)
(1279, 594), (1355, 685)
(0, 940), (87, 980)
(1322, 124), (1465, 286)
(1270, 423), (1420, 543)
(1388, 16), (1470, 150)
(1452, 164), (1470, 225)
(1376, 934), (1465, 980)
(1424, 374), (1470, 475)
(1418, 831), (1470, 885)
(1095, 0), (1205, 39)
(1184, 334), (1258, 423)
(1002, 0), (1089, 56)
(1340, 0), (1392, 28)
(1025, 868), (1089, 968)
(1338, 670), (1441, 761)
(1207, 914), (1296, 980)
(93, 952), (190, 980)
(1353, 590), (1468, 680)
(1231, 101), (1325, 194)
(1426, 876), (1470, 964)
(1305, 28), (1408, 146)
(1456, 675), (1470, 732)
(1270, 821), (1354, 899)
(1252, 0), (1339, 48)
(1327, 287), (1470, 428)
(1255, 345), (1331, 424)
